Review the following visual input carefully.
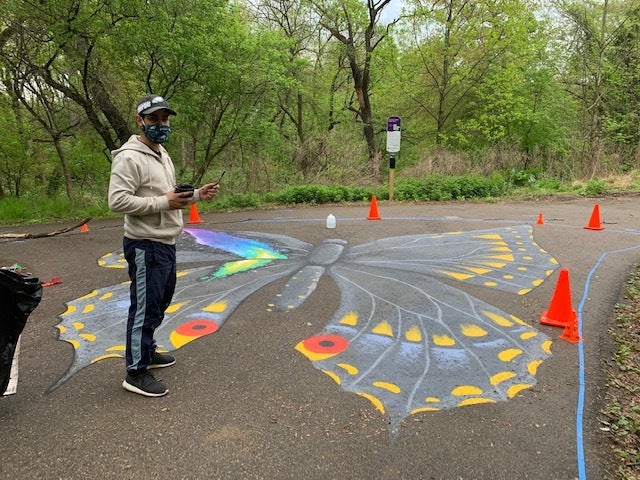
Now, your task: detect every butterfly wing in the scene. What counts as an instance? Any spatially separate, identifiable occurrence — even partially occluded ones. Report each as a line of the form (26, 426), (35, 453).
(295, 225), (557, 433)
(50, 229), (310, 392)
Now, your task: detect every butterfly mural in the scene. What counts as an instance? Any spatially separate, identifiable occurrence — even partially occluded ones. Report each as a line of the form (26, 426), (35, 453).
(52, 225), (557, 435)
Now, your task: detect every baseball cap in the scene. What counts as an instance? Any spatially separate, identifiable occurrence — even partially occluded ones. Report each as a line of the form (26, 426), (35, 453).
(136, 94), (177, 116)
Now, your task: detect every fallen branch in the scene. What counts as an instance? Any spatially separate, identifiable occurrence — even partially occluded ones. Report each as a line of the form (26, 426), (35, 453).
(0, 218), (91, 239)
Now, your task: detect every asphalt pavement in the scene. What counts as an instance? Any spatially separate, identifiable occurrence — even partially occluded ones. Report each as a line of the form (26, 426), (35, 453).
(2, 196), (640, 480)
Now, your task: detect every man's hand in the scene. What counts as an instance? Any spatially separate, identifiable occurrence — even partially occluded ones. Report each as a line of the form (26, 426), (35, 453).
(198, 182), (220, 201)
(167, 191), (195, 210)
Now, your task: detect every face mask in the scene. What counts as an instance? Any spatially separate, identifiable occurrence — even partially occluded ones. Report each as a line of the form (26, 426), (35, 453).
(142, 121), (171, 144)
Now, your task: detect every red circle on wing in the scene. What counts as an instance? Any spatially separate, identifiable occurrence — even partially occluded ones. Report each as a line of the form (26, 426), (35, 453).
(175, 319), (219, 337)
(302, 334), (348, 354)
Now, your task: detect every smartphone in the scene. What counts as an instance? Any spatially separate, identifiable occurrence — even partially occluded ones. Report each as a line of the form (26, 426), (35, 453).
(174, 183), (195, 197)
(214, 171), (226, 185)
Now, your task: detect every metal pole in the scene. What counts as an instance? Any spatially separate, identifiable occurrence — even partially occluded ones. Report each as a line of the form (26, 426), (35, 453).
(389, 153), (396, 201)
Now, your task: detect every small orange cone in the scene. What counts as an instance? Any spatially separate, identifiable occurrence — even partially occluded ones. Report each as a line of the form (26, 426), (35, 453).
(80, 223), (89, 233)
(367, 195), (382, 220)
(186, 204), (203, 224)
(584, 204), (604, 230)
(559, 314), (582, 343)
(540, 268), (577, 328)
(536, 213), (544, 225)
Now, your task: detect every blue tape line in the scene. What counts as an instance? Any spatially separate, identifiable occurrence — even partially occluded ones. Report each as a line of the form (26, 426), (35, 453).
(576, 245), (640, 479)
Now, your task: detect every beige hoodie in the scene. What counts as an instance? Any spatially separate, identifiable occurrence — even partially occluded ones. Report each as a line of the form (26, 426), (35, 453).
(108, 135), (185, 245)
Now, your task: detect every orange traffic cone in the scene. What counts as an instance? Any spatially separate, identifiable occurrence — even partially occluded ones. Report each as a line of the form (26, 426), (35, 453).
(80, 223), (89, 233)
(186, 204), (203, 224)
(536, 213), (544, 225)
(559, 314), (582, 343)
(584, 204), (604, 230)
(540, 268), (577, 328)
(367, 195), (382, 220)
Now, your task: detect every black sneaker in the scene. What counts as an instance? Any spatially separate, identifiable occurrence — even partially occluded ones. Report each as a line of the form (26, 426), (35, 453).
(149, 351), (176, 369)
(122, 370), (168, 397)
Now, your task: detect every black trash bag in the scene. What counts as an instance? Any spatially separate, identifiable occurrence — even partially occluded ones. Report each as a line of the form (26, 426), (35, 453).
(0, 269), (43, 394)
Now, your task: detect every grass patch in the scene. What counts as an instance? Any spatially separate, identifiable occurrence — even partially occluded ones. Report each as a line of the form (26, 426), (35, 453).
(601, 266), (640, 479)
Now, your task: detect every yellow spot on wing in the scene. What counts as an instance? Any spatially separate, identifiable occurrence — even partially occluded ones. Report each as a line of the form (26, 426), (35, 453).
(439, 270), (474, 281)
(357, 393), (385, 413)
(106, 346), (125, 352)
(82, 305), (94, 314)
(340, 312), (358, 326)
(72, 322), (84, 330)
(372, 321), (393, 337)
(337, 363), (358, 375)
(79, 333), (96, 342)
(433, 334), (455, 346)
(452, 385), (483, 396)
(507, 384), (532, 398)
(528, 359), (543, 375)
(166, 302), (187, 314)
(90, 354), (122, 363)
(463, 267), (492, 275)
(204, 301), (227, 313)
(322, 370), (341, 385)
(373, 381), (401, 394)
(459, 398), (496, 406)
(499, 348), (523, 362)
(411, 407), (440, 413)
(405, 325), (422, 342)
(483, 310), (514, 327)
(460, 324), (487, 337)
(520, 331), (538, 340)
(541, 340), (553, 354)
(490, 371), (516, 385)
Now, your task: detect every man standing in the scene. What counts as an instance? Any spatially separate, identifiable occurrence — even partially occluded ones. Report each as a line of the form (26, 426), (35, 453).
(108, 94), (219, 397)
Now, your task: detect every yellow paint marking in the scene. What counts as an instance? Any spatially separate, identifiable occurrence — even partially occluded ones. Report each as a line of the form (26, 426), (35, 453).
(62, 305), (76, 315)
(486, 254), (514, 261)
(433, 334), (455, 346)
(490, 371), (516, 385)
(439, 270), (474, 281)
(459, 397), (496, 406)
(56, 325), (66, 333)
(520, 331), (537, 340)
(411, 407), (440, 413)
(460, 324), (487, 337)
(541, 340), (553, 354)
(340, 312), (359, 326)
(357, 392), (385, 414)
(72, 322), (84, 330)
(373, 381), (401, 394)
(452, 385), (483, 396)
(478, 261), (507, 269)
(372, 321), (393, 337)
(490, 246), (512, 252)
(425, 397), (440, 403)
(322, 370), (341, 385)
(78, 290), (98, 300)
(177, 271), (190, 278)
(90, 354), (123, 363)
(507, 384), (532, 398)
(67, 339), (80, 349)
(474, 234), (502, 240)
(518, 288), (532, 295)
(463, 266), (492, 275)
(337, 363), (358, 375)
(79, 333), (96, 342)
(166, 302), (187, 314)
(503, 274), (514, 279)
(99, 292), (113, 300)
(483, 311), (514, 327)
(484, 281), (498, 287)
(203, 301), (227, 313)
(405, 325), (422, 342)
(528, 359), (543, 375)
(82, 305), (94, 314)
(498, 348), (523, 362)
(532, 279), (544, 287)
(106, 345), (125, 351)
